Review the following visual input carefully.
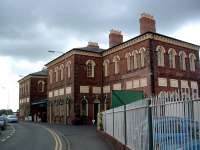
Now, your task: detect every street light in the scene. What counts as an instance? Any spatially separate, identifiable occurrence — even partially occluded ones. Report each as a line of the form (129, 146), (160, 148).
(48, 50), (68, 124)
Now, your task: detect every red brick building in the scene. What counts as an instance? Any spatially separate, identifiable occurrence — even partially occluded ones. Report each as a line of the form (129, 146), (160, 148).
(18, 69), (48, 122)
(46, 13), (200, 124)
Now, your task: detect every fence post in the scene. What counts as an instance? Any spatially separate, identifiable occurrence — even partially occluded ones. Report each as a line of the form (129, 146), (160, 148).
(148, 99), (153, 150)
(113, 108), (114, 137)
(124, 105), (127, 146)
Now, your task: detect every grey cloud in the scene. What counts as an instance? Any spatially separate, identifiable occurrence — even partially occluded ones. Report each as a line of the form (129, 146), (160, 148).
(0, 0), (200, 61)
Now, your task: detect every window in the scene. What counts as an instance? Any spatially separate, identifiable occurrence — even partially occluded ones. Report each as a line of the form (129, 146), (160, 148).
(125, 53), (131, 71)
(113, 55), (120, 74)
(66, 61), (71, 78)
(86, 60), (95, 77)
(132, 51), (138, 69)
(179, 51), (186, 70)
(38, 80), (45, 92)
(156, 46), (165, 66)
(55, 67), (59, 82)
(139, 48), (146, 67)
(81, 98), (88, 116)
(103, 59), (110, 77)
(60, 64), (64, 80)
(49, 70), (53, 84)
(189, 53), (196, 71)
(168, 48), (176, 68)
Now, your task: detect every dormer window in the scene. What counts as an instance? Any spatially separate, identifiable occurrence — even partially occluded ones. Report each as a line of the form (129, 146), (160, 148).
(86, 60), (95, 77)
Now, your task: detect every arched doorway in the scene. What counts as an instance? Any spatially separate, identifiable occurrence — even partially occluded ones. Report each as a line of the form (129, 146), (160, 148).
(93, 99), (100, 124)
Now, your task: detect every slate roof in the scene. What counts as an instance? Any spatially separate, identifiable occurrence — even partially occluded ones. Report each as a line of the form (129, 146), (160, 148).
(30, 69), (48, 76)
(75, 47), (106, 53)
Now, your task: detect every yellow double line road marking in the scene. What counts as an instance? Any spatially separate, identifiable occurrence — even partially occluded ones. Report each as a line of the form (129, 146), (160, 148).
(43, 126), (63, 150)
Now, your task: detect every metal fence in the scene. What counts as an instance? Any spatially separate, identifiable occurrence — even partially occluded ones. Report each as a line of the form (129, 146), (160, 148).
(99, 92), (200, 150)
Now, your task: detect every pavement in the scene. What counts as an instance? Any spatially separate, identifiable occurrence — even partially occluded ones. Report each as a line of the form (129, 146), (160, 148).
(0, 122), (113, 150)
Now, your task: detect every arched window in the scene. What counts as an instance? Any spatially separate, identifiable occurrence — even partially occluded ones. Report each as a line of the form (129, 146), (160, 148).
(38, 80), (45, 92)
(49, 70), (53, 84)
(139, 48), (146, 67)
(81, 98), (88, 116)
(189, 53), (196, 71)
(55, 67), (59, 82)
(132, 50), (138, 69)
(113, 55), (120, 74)
(179, 51), (187, 70)
(66, 61), (71, 78)
(168, 48), (176, 68)
(103, 59), (110, 77)
(60, 64), (64, 80)
(156, 46), (165, 66)
(86, 60), (95, 77)
(125, 52), (131, 71)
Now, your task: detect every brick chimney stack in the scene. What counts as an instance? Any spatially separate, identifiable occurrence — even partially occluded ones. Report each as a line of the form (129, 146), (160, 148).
(87, 42), (99, 48)
(140, 13), (156, 34)
(109, 29), (123, 48)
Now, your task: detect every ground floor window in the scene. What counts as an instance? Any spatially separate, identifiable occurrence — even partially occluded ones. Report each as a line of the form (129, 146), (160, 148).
(81, 99), (88, 116)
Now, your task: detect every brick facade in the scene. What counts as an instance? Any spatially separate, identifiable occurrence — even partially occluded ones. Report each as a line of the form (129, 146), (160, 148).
(18, 69), (48, 122)
(46, 14), (200, 125)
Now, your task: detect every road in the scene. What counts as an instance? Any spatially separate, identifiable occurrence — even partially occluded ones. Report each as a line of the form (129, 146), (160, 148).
(46, 124), (114, 150)
(0, 122), (113, 150)
(0, 122), (59, 150)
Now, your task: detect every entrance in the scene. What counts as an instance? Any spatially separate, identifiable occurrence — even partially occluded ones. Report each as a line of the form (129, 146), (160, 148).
(93, 99), (100, 124)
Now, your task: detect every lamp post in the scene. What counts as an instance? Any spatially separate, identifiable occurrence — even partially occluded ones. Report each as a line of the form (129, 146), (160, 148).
(48, 50), (68, 125)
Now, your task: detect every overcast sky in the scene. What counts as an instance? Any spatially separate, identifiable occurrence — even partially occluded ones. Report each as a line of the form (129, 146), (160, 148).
(0, 0), (200, 111)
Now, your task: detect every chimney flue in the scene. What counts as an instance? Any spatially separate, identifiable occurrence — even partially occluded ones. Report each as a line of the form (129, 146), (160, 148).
(109, 29), (123, 48)
(140, 13), (156, 34)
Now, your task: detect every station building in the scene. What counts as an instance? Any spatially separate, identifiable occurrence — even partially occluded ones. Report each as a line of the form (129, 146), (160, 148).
(46, 13), (200, 124)
(18, 69), (48, 122)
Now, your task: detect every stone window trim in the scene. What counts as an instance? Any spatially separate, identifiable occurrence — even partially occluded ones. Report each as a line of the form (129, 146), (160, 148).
(38, 80), (45, 92)
(139, 47), (146, 68)
(54, 66), (59, 82)
(103, 59), (110, 77)
(86, 60), (96, 78)
(60, 64), (64, 81)
(113, 55), (120, 74)
(156, 45), (165, 67)
(189, 53), (196, 72)
(132, 50), (139, 69)
(125, 52), (132, 71)
(179, 51), (187, 71)
(49, 70), (53, 84)
(66, 61), (72, 78)
(168, 48), (177, 69)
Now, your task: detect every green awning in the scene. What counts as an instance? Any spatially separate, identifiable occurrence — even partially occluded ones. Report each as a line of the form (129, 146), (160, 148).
(111, 90), (144, 108)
